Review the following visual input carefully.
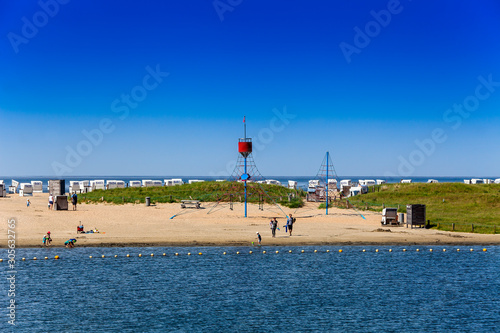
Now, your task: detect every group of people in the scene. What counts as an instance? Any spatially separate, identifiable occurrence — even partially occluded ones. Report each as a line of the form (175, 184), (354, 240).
(42, 231), (52, 246)
(47, 192), (78, 210)
(256, 214), (297, 245)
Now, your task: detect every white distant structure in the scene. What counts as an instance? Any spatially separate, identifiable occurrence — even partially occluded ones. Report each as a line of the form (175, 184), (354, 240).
(106, 180), (118, 189)
(164, 179), (184, 186)
(358, 179), (376, 186)
(129, 180), (142, 187)
(288, 180), (298, 189)
(495, 179), (500, 184)
(464, 179), (471, 184)
(31, 180), (43, 193)
(10, 180), (19, 194)
(265, 179), (281, 186)
(79, 180), (90, 192)
(116, 180), (125, 188)
(215, 179), (226, 182)
(19, 183), (33, 196)
(427, 179), (439, 183)
(188, 179), (205, 184)
(91, 180), (106, 190)
(0, 181), (6, 197)
(308, 180), (320, 188)
(483, 179), (493, 184)
(142, 180), (153, 187)
(151, 180), (163, 187)
(471, 178), (483, 184)
(327, 179), (338, 188)
(376, 179), (386, 185)
(69, 181), (81, 193)
(401, 179), (412, 183)
(349, 185), (368, 197)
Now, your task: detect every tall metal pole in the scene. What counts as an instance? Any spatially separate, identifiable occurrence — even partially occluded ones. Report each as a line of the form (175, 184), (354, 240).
(326, 151), (329, 215)
(244, 116), (247, 217)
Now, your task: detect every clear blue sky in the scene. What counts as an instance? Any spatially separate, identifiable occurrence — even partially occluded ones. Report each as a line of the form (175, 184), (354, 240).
(1, 0), (499, 177)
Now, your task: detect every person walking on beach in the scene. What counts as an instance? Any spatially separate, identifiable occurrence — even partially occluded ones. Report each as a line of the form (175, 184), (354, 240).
(48, 194), (54, 210)
(256, 232), (262, 245)
(287, 214), (296, 236)
(26, 199), (31, 207)
(46, 231), (52, 246)
(271, 218), (278, 237)
(71, 192), (78, 211)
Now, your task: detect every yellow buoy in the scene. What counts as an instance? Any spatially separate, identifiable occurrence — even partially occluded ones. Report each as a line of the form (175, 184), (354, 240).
(89, 256), (93, 259)
(163, 253), (166, 256)
(54, 255), (59, 260)
(276, 250), (279, 254)
(263, 251), (266, 254)
(362, 249), (366, 252)
(429, 249), (433, 252)
(44, 257), (48, 260)
(126, 254), (130, 257)
(138, 254), (142, 257)
(457, 249), (460, 252)
(314, 250), (317, 253)
(151, 253), (154, 256)
(416, 249), (420, 252)
(289, 250), (292, 253)
(301, 250), (305, 253)
(114, 255), (118, 258)
(483, 248), (487, 252)
(0, 259), (3, 262)
(470, 249), (473, 252)
(326, 250), (330, 253)
(339, 249), (343, 253)
(102, 255), (105, 258)
(223, 252), (226, 255)
(389, 249), (392, 252)
(236, 251), (240, 255)
(249, 251), (253, 254)
(403, 249), (406, 252)
(33, 257), (37, 260)
(198, 252), (202, 255)
(188, 253), (191, 256)
(175, 253), (179, 256)
(443, 249), (446, 252)
(22, 258), (26, 261)
(375, 249), (379, 252)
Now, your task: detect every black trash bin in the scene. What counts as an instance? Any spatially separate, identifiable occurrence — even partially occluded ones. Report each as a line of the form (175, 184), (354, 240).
(145, 197), (150, 207)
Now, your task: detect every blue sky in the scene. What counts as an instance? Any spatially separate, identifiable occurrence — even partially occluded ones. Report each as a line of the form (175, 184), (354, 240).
(1, 0), (499, 177)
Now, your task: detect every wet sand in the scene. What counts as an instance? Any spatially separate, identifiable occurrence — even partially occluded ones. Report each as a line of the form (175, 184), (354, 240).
(0, 193), (498, 248)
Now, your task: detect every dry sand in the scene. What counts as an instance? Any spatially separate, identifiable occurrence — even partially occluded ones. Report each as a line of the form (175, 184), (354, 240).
(0, 193), (498, 248)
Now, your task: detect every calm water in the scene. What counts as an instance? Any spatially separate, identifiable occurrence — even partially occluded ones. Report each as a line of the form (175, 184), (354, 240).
(1, 246), (499, 332)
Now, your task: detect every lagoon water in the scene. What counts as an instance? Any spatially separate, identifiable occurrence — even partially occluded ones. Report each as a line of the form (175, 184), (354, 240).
(2, 246), (499, 332)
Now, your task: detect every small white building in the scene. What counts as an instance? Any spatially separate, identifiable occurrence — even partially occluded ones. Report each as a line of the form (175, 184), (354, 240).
(327, 179), (338, 188)
(69, 181), (81, 193)
(376, 179), (386, 185)
(106, 180), (118, 189)
(164, 179), (184, 186)
(31, 180), (43, 193)
(288, 180), (298, 189)
(188, 179), (205, 184)
(401, 179), (412, 183)
(359, 179), (376, 186)
(340, 179), (351, 187)
(129, 180), (142, 187)
(471, 178), (483, 184)
(10, 180), (19, 194)
(265, 179), (281, 186)
(116, 180), (125, 188)
(494, 178), (500, 184)
(427, 179), (439, 183)
(349, 185), (368, 197)
(19, 183), (33, 196)
(91, 180), (106, 190)
(151, 180), (163, 187)
(483, 179), (494, 184)
(464, 179), (472, 184)
(142, 180), (153, 187)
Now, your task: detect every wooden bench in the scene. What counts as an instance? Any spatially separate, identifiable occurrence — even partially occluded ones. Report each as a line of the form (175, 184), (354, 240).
(181, 200), (201, 209)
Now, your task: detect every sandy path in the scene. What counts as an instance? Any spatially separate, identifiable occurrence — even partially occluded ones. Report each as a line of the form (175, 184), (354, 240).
(0, 193), (498, 247)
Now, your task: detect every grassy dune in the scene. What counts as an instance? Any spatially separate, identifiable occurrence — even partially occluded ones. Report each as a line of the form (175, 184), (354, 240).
(346, 183), (500, 234)
(79, 181), (305, 208)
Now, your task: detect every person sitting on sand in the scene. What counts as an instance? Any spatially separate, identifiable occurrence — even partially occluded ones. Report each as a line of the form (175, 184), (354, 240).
(77, 224), (84, 233)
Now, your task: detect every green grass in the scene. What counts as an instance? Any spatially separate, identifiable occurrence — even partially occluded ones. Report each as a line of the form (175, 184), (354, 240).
(345, 183), (500, 234)
(79, 181), (305, 208)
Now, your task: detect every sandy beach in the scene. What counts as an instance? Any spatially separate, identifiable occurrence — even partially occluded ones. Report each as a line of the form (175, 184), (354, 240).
(0, 193), (498, 248)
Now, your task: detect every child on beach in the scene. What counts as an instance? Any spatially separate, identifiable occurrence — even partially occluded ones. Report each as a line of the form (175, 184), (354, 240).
(46, 231), (52, 246)
(26, 199), (30, 207)
(42, 235), (47, 246)
(256, 232), (261, 245)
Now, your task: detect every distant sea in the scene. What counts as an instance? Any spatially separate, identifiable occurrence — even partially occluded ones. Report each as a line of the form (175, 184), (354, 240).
(0, 176), (498, 193)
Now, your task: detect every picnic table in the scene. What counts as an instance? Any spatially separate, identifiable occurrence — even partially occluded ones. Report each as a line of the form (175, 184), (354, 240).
(181, 200), (201, 209)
